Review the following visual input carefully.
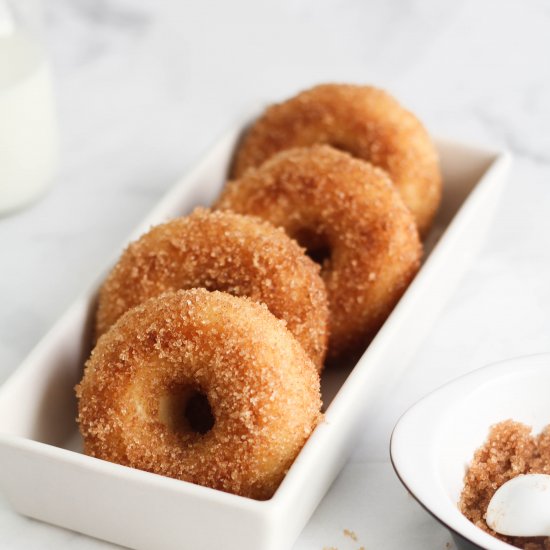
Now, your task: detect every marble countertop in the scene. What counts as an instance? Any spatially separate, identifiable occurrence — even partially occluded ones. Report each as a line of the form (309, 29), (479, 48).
(2, 0), (550, 548)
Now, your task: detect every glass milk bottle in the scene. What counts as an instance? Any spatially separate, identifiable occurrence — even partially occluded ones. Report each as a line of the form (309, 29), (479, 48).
(0, 0), (59, 215)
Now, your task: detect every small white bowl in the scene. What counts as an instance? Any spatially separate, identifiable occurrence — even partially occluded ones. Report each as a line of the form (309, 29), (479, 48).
(391, 353), (550, 550)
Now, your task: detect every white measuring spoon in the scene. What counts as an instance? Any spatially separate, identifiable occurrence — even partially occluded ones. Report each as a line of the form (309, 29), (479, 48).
(486, 474), (550, 537)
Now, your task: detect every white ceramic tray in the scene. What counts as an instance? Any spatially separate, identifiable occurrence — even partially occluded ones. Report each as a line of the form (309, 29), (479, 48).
(0, 118), (510, 550)
(391, 354), (550, 550)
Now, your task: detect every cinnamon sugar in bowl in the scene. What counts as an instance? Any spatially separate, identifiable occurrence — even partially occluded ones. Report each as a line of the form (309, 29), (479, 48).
(391, 354), (550, 550)
(460, 420), (550, 549)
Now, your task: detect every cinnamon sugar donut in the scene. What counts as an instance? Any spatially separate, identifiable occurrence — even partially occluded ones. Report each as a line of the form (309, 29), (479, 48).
(232, 83), (441, 236)
(96, 208), (328, 370)
(217, 145), (422, 358)
(77, 289), (322, 500)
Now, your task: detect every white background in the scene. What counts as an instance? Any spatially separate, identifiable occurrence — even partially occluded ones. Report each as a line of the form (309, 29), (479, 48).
(1, 0), (550, 548)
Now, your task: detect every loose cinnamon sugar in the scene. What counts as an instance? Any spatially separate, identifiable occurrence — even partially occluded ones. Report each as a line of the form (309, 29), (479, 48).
(343, 528), (358, 541)
(460, 420), (550, 549)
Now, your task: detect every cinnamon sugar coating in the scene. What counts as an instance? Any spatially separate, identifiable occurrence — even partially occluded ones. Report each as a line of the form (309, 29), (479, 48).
(77, 289), (322, 500)
(217, 145), (422, 358)
(460, 420), (550, 549)
(96, 208), (328, 370)
(231, 83), (442, 236)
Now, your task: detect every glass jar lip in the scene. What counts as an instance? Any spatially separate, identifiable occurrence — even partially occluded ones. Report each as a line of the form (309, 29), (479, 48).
(0, 0), (16, 36)
(0, 0), (47, 44)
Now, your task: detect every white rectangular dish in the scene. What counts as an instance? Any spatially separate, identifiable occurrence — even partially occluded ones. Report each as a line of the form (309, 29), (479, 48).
(0, 117), (510, 550)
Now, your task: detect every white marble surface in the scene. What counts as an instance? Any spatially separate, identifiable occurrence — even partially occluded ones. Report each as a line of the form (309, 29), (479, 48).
(1, 0), (550, 548)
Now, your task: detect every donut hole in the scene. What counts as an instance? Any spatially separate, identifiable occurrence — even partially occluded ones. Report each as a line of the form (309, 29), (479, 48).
(294, 228), (332, 267)
(307, 243), (331, 266)
(160, 386), (215, 436)
(184, 390), (215, 435)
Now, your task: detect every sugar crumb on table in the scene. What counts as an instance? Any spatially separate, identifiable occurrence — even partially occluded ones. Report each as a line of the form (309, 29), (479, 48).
(343, 528), (358, 541)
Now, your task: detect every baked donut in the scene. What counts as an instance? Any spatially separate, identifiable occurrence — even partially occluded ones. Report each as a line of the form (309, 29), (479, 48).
(232, 83), (441, 236)
(77, 289), (322, 500)
(96, 208), (328, 370)
(217, 145), (422, 358)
